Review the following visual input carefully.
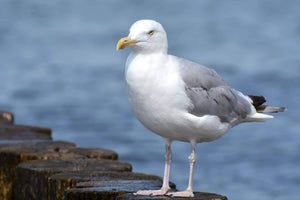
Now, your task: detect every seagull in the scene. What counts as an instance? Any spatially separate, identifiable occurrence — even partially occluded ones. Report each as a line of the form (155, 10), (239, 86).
(116, 19), (285, 197)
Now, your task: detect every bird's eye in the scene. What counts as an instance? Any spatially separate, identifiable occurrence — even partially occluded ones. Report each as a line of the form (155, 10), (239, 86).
(148, 30), (154, 35)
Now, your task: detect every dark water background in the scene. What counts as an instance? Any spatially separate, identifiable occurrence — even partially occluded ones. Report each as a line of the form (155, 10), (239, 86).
(1, 1), (300, 199)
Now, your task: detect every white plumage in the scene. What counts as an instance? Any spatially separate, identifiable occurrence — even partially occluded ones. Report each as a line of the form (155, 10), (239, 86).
(117, 19), (285, 197)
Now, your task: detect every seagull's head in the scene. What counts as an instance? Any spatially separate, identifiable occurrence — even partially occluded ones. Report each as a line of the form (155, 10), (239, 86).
(117, 19), (168, 54)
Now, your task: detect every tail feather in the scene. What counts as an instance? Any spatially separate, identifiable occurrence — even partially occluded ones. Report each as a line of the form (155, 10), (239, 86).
(256, 105), (286, 113)
(248, 95), (286, 114)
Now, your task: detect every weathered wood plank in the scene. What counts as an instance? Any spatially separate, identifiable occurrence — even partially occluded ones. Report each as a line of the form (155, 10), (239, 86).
(16, 158), (132, 200)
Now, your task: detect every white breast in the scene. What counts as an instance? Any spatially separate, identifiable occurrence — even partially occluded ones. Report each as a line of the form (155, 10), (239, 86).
(126, 54), (187, 127)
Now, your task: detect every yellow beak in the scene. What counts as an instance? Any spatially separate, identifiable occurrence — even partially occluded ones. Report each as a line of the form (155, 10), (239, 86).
(116, 36), (139, 50)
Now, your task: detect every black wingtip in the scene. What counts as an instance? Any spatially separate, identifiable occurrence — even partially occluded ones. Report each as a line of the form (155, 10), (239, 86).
(248, 95), (266, 108)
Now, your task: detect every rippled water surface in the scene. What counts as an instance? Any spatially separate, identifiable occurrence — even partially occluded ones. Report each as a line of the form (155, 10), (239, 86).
(1, 1), (299, 200)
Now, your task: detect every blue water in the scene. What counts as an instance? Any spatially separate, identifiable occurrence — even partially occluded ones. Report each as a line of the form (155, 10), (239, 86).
(1, 1), (299, 199)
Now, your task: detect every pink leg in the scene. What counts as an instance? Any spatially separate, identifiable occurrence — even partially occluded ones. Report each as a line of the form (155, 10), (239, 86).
(134, 139), (172, 196)
(168, 141), (196, 197)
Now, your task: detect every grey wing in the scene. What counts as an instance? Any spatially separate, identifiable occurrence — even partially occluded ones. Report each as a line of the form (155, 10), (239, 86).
(175, 56), (252, 123)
